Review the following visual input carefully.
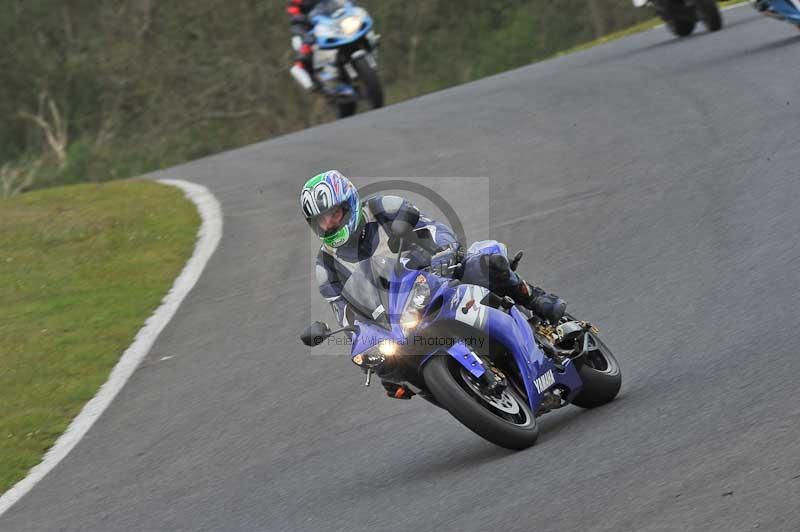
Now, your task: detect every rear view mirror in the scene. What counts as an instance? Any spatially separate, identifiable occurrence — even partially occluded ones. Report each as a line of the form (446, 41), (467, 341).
(300, 321), (331, 347)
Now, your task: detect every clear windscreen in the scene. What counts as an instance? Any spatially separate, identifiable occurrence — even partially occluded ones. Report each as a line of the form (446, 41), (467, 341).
(339, 227), (440, 328)
(340, 249), (400, 328)
(310, 0), (347, 17)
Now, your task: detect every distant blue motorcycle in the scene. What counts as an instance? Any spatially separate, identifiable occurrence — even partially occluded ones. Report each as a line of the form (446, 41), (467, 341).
(290, 0), (383, 118)
(751, 0), (800, 29)
(301, 219), (622, 450)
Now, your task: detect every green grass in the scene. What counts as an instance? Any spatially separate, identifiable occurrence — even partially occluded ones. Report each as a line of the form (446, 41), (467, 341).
(0, 180), (200, 493)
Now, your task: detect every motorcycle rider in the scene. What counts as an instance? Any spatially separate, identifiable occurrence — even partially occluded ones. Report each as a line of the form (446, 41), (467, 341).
(287, 0), (322, 90)
(301, 170), (567, 398)
(291, 0), (364, 93)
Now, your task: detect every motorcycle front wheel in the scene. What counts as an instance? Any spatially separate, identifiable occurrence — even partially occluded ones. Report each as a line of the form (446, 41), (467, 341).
(423, 355), (539, 450)
(352, 55), (384, 110)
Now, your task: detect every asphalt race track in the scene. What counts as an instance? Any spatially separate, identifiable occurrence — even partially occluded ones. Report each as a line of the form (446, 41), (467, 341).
(3, 5), (800, 532)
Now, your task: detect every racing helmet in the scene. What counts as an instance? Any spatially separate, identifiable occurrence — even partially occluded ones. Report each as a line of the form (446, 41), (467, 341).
(299, 170), (361, 248)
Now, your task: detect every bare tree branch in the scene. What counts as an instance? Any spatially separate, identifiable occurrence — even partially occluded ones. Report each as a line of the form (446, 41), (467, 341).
(1, 159), (42, 198)
(587, 0), (608, 38)
(18, 91), (68, 168)
(61, 4), (74, 44)
(134, 0), (155, 38)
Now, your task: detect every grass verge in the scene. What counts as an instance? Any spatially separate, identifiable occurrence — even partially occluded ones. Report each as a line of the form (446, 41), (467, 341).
(0, 180), (200, 494)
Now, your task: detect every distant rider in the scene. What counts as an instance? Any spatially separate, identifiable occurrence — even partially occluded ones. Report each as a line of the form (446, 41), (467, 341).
(300, 171), (567, 399)
(286, 0), (322, 91)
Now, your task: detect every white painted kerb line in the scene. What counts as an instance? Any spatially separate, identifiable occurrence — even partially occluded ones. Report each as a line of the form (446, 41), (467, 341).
(0, 179), (223, 517)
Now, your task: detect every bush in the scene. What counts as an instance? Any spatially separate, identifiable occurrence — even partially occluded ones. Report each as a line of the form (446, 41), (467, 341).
(1, 0), (651, 190)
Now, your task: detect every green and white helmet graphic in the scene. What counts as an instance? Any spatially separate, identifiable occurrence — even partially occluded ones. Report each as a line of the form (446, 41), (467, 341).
(299, 170), (361, 248)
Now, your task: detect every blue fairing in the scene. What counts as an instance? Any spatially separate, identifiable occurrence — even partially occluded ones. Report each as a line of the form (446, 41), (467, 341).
(349, 274), (488, 380)
(765, 0), (800, 23)
(421, 284), (582, 412)
(310, 4), (374, 49)
(428, 342), (489, 379)
(346, 244), (584, 413)
(351, 321), (394, 355)
(317, 20), (373, 49)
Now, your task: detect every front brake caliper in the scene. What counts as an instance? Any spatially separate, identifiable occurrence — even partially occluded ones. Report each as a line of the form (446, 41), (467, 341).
(478, 367), (507, 396)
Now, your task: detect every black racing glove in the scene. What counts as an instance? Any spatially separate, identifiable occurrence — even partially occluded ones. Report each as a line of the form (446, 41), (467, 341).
(429, 243), (463, 278)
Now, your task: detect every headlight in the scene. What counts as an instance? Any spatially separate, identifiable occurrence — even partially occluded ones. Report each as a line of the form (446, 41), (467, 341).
(378, 339), (399, 356)
(399, 275), (429, 334)
(410, 274), (430, 309)
(339, 16), (362, 35)
(400, 309), (420, 335)
(352, 340), (400, 367)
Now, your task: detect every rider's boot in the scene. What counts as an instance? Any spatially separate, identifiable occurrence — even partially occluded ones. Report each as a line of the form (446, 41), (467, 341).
(291, 40), (324, 93)
(290, 59), (321, 92)
(515, 281), (567, 323)
(483, 254), (567, 323)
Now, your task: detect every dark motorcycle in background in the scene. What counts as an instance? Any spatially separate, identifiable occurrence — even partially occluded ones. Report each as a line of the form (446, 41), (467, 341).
(633, 0), (723, 37)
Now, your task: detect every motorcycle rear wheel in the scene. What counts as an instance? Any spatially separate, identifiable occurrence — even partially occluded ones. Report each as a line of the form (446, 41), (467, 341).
(423, 355), (539, 450)
(696, 0), (723, 31)
(666, 15), (697, 37)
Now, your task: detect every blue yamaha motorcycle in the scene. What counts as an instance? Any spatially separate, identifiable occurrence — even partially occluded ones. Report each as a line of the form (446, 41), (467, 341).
(751, 0), (800, 29)
(290, 0), (383, 118)
(301, 220), (622, 450)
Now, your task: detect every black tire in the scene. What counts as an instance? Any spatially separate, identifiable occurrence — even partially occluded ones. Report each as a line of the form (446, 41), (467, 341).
(423, 355), (539, 450)
(352, 55), (384, 110)
(336, 101), (357, 118)
(666, 15), (697, 37)
(571, 333), (622, 409)
(696, 0), (723, 32)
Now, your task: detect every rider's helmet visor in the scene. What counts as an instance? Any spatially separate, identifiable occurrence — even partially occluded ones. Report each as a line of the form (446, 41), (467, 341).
(307, 203), (352, 238)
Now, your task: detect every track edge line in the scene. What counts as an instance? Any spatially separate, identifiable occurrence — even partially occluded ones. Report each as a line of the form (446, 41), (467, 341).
(0, 179), (223, 517)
